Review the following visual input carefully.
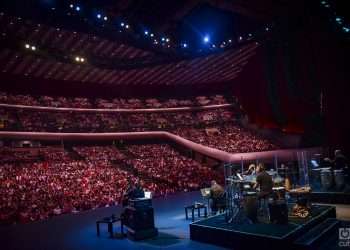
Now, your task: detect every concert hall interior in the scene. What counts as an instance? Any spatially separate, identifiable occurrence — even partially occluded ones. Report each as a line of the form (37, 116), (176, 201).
(0, 0), (349, 249)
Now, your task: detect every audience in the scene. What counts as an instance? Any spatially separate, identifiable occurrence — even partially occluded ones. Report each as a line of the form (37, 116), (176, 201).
(0, 145), (221, 224)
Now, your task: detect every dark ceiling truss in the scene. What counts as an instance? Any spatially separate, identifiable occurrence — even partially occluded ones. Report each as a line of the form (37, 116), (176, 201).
(0, 39), (258, 87)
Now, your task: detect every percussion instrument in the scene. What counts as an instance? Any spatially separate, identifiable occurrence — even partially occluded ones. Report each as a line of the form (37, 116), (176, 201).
(334, 169), (345, 190)
(320, 169), (333, 190)
(242, 191), (258, 223)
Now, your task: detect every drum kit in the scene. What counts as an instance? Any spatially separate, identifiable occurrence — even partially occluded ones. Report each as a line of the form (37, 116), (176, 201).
(224, 170), (286, 224)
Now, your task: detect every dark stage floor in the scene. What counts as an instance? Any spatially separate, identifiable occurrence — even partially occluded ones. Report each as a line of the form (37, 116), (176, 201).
(0, 191), (226, 250)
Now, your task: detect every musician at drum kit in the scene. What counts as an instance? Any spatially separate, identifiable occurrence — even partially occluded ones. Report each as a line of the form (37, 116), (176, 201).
(253, 163), (273, 199)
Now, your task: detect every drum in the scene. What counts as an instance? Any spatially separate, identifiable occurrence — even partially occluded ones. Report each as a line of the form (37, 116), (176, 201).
(243, 191), (258, 223)
(268, 200), (288, 224)
(311, 169), (321, 189)
(320, 169), (333, 190)
(334, 170), (345, 190)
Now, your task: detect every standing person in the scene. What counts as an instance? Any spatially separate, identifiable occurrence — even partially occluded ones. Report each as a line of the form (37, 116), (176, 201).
(254, 163), (273, 198)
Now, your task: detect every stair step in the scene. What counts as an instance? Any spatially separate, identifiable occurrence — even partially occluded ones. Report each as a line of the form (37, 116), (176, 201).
(294, 218), (339, 247)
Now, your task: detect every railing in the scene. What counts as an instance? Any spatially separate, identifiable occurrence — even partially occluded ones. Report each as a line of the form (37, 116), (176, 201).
(0, 131), (321, 163)
(0, 103), (234, 114)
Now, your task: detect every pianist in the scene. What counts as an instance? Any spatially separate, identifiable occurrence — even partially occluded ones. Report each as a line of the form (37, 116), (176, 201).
(209, 180), (225, 214)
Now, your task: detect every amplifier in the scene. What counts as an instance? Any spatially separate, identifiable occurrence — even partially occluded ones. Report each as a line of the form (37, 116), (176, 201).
(128, 198), (152, 209)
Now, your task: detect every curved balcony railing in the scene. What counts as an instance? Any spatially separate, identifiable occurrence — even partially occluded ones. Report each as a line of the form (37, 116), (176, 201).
(0, 103), (234, 114)
(0, 131), (320, 163)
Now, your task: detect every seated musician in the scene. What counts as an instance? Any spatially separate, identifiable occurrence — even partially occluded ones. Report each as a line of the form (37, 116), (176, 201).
(209, 180), (225, 214)
(253, 163), (273, 199)
(122, 179), (145, 206)
(244, 164), (256, 175)
(120, 179), (145, 232)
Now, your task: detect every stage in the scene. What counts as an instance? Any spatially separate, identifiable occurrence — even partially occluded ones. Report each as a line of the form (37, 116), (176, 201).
(0, 191), (225, 250)
(0, 191), (348, 250)
(190, 204), (341, 249)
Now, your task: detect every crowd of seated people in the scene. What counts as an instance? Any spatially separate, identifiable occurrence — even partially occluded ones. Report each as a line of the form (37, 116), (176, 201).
(0, 145), (221, 224)
(125, 144), (222, 193)
(173, 124), (277, 153)
(0, 92), (231, 109)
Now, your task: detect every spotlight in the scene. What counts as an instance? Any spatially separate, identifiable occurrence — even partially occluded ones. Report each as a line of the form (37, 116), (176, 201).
(144, 30), (149, 35)
(31, 46), (36, 51)
(203, 35), (210, 43)
(104, 16), (108, 21)
(161, 37), (165, 42)
(75, 56), (80, 62)
(125, 24), (129, 29)
(120, 22), (125, 27)
(182, 43), (188, 48)
(336, 17), (342, 23)
(97, 14), (101, 19)
(248, 33), (252, 37)
(211, 44), (216, 48)
(150, 33), (154, 37)
(25, 44), (30, 49)
(69, 4), (74, 8)
(321, 1), (327, 4)
(239, 36), (243, 40)
(228, 39), (232, 43)
(265, 27), (269, 31)
(343, 27), (350, 32)
(80, 57), (85, 62)
(75, 6), (80, 11)
(166, 38), (170, 42)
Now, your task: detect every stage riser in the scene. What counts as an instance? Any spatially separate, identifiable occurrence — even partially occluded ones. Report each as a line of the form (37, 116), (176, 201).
(190, 205), (336, 250)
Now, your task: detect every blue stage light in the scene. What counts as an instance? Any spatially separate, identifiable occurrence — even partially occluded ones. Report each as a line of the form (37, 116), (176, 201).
(144, 31), (149, 35)
(161, 37), (165, 42)
(120, 22), (125, 27)
(97, 14), (101, 19)
(75, 6), (80, 11)
(182, 43), (188, 48)
(203, 35), (210, 43)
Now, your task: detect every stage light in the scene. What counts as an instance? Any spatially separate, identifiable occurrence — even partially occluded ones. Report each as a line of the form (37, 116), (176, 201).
(336, 17), (342, 23)
(97, 14), (101, 19)
(144, 30), (149, 35)
(69, 4), (74, 8)
(120, 22), (125, 27)
(104, 16), (108, 21)
(203, 35), (210, 43)
(125, 24), (129, 29)
(166, 38), (170, 42)
(248, 33), (252, 37)
(75, 6), (80, 11)
(75, 56), (80, 62)
(80, 57), (85, 62)
(211, 44), (216, 48)
(182, 43), (188, 48)
(228, 39), (232, 43)
(239, 36), (243, 41)
(31, 46), (36, 51)
(321, 1), (327, 5)
(161, 37), (165, 42)
(150, 33), (154, 37)
(265, 27), (269, 31)
(343, 27), (350, 32)
(25, 44), (30, 49)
